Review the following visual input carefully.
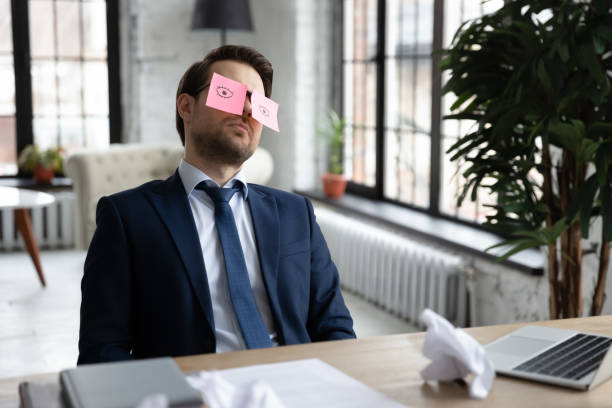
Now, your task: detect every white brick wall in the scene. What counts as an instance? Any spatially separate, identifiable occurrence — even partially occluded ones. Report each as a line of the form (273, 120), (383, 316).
(294, 0), (342, 190)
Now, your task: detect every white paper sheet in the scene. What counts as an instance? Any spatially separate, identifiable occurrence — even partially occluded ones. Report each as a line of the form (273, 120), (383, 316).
(205, 359), (406, 408)
(187, 370), (286, 408)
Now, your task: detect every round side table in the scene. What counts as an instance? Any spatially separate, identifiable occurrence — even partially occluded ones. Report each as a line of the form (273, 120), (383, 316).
(0, 186), (55, 287)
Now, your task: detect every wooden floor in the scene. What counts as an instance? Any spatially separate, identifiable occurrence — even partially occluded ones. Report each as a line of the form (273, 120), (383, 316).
(0, 250), (83, 379)
(0, 249), (417, 380)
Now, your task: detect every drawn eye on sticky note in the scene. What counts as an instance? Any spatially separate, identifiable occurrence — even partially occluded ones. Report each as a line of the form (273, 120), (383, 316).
(216, 85), (234, 99)
(251, 90), (279, 132)
(258, 105), (270, 117)
(205, 73), (247, 115)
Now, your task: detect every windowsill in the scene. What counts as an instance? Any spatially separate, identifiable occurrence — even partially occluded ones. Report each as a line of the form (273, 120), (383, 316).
(296, 189), (544, 276)
(0, 177), (73, 191)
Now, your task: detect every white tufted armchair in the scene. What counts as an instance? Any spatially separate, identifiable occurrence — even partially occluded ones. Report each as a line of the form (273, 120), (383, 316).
(65, 144), (274, 250)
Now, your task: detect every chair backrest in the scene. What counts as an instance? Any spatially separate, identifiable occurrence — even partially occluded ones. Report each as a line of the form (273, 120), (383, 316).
(65, 144), (273, 250)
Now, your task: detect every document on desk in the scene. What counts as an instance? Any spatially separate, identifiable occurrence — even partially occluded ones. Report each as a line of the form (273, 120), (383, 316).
(214, 358), (406, 407)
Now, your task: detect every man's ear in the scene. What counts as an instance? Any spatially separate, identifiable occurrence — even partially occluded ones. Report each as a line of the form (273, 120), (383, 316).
(177, 93), (194, 124)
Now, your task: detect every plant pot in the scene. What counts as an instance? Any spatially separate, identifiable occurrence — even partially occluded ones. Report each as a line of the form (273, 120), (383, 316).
(321, 173), (347, 198)
(33, 163), (54, 184)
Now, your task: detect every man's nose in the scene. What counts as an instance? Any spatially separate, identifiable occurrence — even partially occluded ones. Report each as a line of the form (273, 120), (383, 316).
(242, 92), (253, 118)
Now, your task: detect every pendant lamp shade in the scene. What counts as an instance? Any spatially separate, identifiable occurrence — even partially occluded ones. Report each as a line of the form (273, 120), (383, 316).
(191, 0), (254, 31)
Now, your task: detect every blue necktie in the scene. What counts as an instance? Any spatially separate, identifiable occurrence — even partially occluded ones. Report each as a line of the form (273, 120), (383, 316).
(197, 182), (272, 349)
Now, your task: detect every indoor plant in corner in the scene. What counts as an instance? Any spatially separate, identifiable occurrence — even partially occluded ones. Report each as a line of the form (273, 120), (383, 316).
(18, 145), (64, 184)
(441, 0), (612, 318)
(319, 110), (347, 198)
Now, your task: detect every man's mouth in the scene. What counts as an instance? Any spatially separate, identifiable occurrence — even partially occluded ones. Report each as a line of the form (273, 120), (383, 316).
(228, 122), (249, 134)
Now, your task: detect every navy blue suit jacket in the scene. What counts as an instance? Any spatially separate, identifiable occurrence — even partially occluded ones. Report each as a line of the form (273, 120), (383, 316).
(77, 171), (355, 364)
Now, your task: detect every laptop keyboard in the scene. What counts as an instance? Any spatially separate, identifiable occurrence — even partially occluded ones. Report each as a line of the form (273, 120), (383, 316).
(513, 334), (612, 381)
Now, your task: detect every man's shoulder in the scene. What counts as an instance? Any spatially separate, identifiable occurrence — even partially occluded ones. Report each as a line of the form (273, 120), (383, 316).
(105, 179), (169, 204)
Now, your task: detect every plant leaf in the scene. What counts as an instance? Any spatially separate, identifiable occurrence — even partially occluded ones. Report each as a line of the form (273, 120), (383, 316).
(577, 40), (605, 83)
(537, 59), (553, 95)
(593, 35), (606, 54)
(595, 148), (609, 186)
(486, 238), (541, 263)
(588, 122), (612, 136)
(450, 91), (475, 111)
(558, 41), (570, 62)
(548, 122), (581, 157)
(593, 26), (612, 42)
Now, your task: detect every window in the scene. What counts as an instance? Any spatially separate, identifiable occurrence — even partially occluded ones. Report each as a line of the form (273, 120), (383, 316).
(0, 0), (121, 177)
(342, 0), (503, 223)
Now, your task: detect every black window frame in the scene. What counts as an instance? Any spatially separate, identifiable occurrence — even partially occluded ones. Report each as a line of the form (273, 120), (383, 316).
(341, 0), (502, 232)
(7, 0), (122, 178)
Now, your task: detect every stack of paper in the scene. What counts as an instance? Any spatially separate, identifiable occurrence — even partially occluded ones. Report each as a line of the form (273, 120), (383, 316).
(188, 359), (406, 408)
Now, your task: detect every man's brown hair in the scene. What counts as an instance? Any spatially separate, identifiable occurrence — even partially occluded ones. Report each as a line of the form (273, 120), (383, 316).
(175, 45), (274, 145)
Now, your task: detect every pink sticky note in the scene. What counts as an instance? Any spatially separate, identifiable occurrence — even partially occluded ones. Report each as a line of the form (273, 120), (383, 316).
(205, 72), (247, 115)
(251, 90), (279, 132)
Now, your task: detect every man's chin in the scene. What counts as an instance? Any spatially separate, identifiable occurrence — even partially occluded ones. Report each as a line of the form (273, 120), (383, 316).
(202, 143), (254, 166)
(191, 131), (256, 166)
(224, 137), (255, 158)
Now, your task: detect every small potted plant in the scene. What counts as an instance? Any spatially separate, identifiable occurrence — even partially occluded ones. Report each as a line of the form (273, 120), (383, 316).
(318, 110), (347, 198)
(18, 145), (63, 184)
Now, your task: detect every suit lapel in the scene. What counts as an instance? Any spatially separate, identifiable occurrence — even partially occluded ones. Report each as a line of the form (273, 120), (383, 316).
(247, 186), (283, 337)
(146, 171), (215, 334)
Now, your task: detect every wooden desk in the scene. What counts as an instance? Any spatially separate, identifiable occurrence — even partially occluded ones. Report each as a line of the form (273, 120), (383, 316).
(2, 316), (612, 407)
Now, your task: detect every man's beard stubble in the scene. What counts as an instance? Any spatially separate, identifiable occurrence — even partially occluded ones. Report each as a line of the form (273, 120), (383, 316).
(191, 126), (255, 167)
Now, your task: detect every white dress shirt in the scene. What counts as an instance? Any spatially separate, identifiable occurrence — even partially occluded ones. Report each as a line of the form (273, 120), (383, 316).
(178, 159), (278, 352)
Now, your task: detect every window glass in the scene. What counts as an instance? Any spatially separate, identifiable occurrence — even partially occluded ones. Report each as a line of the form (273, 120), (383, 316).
(0, 0), (12, 53)
(83, 61), (109, 115)
(384, 129), (430, 207)
(343, 0), (378, 187)
(344, 0), (377, 62)
(0, 0), (17, 175)
(82, 1), (107, 58)
(439, 0), (504, 221)
(350, 126), (377, 186)
(31, 60), (58, 116)
(57, 61), (83, 116)
(383, 0), (432, 207)
(29, 1), (55, 58)
(29, 0), (110, 149)
(343, 0), (505, 223)
(56, 1), (81, 57)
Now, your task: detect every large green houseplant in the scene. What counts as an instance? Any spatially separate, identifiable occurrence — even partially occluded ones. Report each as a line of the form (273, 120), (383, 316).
(442, 0), (612, 318)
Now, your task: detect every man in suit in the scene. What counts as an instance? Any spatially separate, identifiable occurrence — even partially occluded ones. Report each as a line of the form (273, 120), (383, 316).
(77, 45), (355, 364)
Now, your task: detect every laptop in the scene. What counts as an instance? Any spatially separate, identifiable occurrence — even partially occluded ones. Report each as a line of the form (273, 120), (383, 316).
(484, 326), (612, 390)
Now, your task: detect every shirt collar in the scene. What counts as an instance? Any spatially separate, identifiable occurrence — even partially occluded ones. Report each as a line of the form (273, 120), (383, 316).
(178, 159), (249, 199)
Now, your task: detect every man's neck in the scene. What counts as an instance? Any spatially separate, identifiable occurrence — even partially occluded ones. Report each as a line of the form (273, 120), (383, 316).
(183, 153), (241, 187)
